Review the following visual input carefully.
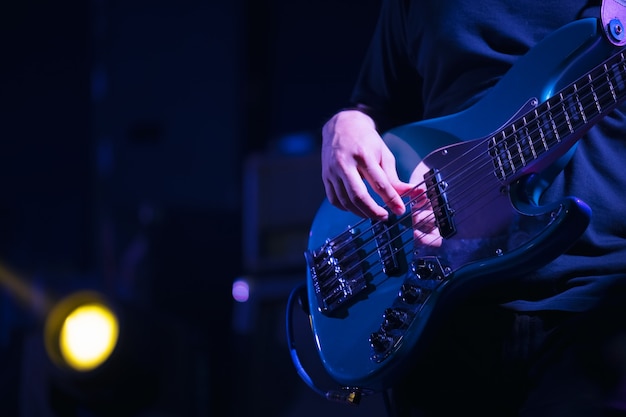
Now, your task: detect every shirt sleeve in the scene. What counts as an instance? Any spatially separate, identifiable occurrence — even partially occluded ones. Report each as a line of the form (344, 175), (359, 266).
(349, 0), (424, 131)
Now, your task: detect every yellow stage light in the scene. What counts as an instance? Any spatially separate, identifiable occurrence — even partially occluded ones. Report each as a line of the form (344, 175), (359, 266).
(59, 303), (119, 371)
(45, 291), (120, 372)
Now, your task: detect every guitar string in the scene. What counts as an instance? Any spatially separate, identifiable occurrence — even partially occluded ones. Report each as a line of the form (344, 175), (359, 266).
(399, 53), (626, 256)
(404, 54), (626, 253)
(316, 50), (625, 292)
(432, 51), (626, 230)
(314, 50), (626, 297)
(417, 50), (626, 211)
(384, 53), (624, 278)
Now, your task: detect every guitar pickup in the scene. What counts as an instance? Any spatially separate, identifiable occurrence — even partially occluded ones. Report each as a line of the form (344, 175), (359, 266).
(424, 168), (456, 238)
(371, 216), (406, 276)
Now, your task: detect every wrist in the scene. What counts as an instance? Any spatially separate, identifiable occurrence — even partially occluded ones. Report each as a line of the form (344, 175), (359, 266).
(334, 108), (377, 130)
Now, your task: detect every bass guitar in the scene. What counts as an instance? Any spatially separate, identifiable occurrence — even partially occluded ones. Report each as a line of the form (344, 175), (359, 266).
(300, 17), (626, 399)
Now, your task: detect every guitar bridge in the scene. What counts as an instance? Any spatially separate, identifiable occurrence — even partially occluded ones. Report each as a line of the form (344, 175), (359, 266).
(305, 227), (368, 314)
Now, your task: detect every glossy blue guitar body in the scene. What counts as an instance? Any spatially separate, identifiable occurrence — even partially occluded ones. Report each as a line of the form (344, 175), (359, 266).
(304, 17), (626, 394)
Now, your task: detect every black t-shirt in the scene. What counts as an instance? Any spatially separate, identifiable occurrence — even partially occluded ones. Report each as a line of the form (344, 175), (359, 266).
(350, 0), (626, 312)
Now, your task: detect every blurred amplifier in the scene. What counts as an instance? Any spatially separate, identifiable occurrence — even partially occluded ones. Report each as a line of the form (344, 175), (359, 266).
(242, 151), (325, 273)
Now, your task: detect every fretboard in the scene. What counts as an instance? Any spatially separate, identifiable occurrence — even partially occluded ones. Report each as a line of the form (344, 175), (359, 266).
(489, 50), (626, 182)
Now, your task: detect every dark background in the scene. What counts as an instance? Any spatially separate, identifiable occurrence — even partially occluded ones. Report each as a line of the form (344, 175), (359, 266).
(0, 0), (387, 416)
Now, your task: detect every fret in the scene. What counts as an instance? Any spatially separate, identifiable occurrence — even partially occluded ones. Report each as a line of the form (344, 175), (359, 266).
(573, 83), (588, 124)
(610, 52), (626, 93)
(489, 127), (529, 181)
(616, 52), (626, 99)
(534, 108), (550, 152)
(489, 136), (507, 181)
(588, 73), (602, 114)
(556, 97), (575, 137)
(504, 124), (530, 173)
(510, 123), (527, 167)
(559, 92), (574, 133)
(563, 86), (585, 129)
(592, 65), (618, 110)
(605, 63), (618, 102)
(502, 130), (516, 173)
(580, 56), (626, 122)
(521, 115), (538, 160)
(545, 101), (561, 142)
(578, 79), (600, 121)
(545, 95), (574, 141)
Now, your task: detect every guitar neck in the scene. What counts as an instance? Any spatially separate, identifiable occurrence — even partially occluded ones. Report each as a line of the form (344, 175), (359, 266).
(490, 49), (626, 183)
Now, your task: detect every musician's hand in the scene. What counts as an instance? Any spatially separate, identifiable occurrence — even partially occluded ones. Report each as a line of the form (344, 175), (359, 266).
(321, 109), (415, 221)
